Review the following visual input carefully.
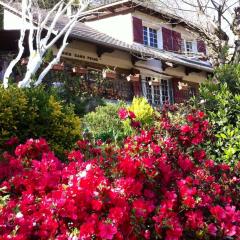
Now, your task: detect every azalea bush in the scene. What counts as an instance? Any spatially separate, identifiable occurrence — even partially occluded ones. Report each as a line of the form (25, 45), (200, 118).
(0, 106), (240, 240)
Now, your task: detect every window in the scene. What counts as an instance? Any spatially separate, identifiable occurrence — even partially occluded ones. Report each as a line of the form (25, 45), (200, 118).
(186, 41), (193, 53)
(181, 40), (195, 55)
(143, 26), (158, 48)
(189, 86), (197, 97)
(142, 76), (172, 106)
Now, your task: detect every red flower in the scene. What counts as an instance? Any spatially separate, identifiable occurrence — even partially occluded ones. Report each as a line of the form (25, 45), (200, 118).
(210, 205), (226, 221)
(180, 125), (191, 133)
(185, 210), (204, 230)
(128, 111), (136, 119)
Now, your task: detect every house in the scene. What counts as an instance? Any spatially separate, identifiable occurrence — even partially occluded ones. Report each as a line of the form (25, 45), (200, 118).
(0, 0), (213, 106)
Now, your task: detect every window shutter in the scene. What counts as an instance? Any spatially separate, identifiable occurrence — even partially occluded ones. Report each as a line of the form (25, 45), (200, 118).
(132, 17), (143, 44)
(162, 27), (173, 51)
(197, 40), (206, 55)
(172, 78), (186, 103)
(172, 30), (181, 52)
(132, 81), (142, 96)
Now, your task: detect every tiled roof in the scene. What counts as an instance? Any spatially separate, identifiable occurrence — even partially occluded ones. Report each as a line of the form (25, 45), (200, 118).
(0, 0), (213, 72)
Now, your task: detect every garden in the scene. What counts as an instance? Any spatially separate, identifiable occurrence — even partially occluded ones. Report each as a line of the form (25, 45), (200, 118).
(0, 64), (240, 239)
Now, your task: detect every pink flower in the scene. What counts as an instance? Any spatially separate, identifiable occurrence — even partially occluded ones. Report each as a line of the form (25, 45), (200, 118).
(208, 223), (217, 236)
(118, 108), (128, 120)
(4, 136), (19, 146)
(98, 222), (117, 240)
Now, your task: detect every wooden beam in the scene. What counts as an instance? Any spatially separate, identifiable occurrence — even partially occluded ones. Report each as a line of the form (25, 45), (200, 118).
(96, 45), (114, 58)
(162, 61), (177, 70)
(131, 55), (143, 65)
(185, 67), (201, 75)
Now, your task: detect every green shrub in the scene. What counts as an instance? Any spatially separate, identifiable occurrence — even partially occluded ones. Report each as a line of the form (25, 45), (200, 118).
(47, 71), (106, 116)
(83, 103), (125, 142)
(194, 64), (240, 166)
(128, 97), (154, 127)
(0, 86), (81, 157)
(214, 63), (240, 94)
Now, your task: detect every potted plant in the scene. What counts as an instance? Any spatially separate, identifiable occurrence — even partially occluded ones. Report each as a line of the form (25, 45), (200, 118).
(126, 74), (140, 82)
(102, 67), (117, 79)
(52, 63), (64, 71)
(72, 66), (87, 75)
(21, 58), (28, 65)
(178, 81), (189, 90)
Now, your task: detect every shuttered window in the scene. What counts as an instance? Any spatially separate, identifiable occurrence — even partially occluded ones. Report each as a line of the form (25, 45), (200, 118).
(143, 26), (158, 48)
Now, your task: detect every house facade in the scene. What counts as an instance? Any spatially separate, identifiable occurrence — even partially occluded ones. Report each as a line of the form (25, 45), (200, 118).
(0, 0), (213, 106)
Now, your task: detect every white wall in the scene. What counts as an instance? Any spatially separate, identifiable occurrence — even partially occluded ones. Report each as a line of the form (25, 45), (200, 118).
(133, 11), (198, 40)
(86, 10), (201, 54)
(85, 13), (134, 43)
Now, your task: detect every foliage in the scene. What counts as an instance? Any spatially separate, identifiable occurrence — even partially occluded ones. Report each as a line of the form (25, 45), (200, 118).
(83, 98), (154, 143)
(0, 86), (81, 157)
(47, 71), (106, 116)
(195, 64), (240, 166)
(127, 97), (154, 127)
(214, 64), (240, 94)
(83, 103), (125, 142)
(0, 107), (240, 239)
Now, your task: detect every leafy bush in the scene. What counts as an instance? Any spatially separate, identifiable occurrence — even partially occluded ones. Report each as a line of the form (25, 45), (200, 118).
(0, 108), (240, 240)
(195, 64), (240, 166)
(214, 63), (240, 94)
(127, 97), (154, 127)
(0, 86), (81, 157)
(48, 71), (106, 116)
(83, 98), (154, 143)
(83, 103), (125, 142)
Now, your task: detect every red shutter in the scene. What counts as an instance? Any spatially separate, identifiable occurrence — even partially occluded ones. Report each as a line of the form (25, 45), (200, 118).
(132, 17), (143, 44)
(197, 40), (206, 55)
(172, 78), (188, 103)
(132, 81), (141, 96)
(172, 30), (181, 52)
(162, 27), (173, 51)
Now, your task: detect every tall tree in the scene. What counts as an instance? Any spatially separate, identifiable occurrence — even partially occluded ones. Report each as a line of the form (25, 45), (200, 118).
(1, 0), (91, 88)
(0, 4), (3, 29)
